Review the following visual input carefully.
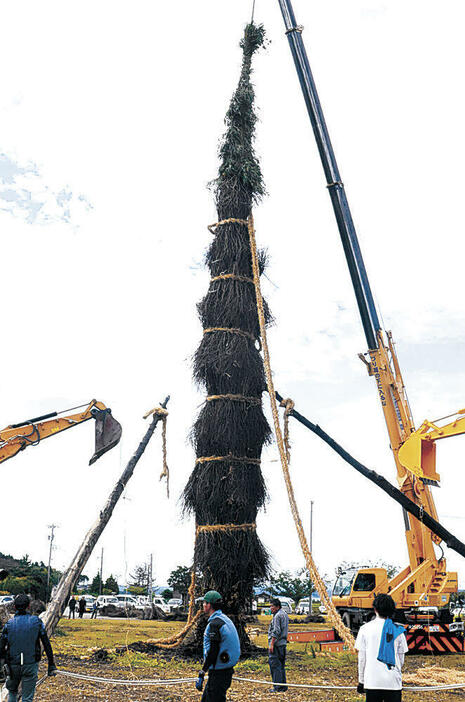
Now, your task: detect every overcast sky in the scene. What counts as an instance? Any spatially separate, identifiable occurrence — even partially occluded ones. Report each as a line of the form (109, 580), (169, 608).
(1, 0), (465, 593)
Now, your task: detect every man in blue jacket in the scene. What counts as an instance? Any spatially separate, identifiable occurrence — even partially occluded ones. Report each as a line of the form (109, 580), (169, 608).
(195, 590), (240, 702)
(0, 594), (57, 702)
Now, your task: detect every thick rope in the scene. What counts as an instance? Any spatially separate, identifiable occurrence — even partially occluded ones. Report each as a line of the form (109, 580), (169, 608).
(211, 273), (254, 284)
(196, 455), (261, 465)
(143, 407), (169, 497)
(247, 214), (356, 653)
(197, 522), (256, 534)
(280, 397), (295, 463)
(206, 394), (261, 405)
(207, 218), (248, 235)
(203, 327), (256, 343)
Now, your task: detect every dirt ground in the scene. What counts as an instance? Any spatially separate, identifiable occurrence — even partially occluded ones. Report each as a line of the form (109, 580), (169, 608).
(31, 616), (465, 701)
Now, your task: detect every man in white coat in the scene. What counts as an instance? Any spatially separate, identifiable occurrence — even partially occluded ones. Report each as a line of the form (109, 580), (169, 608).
(355, 594), (408, 702)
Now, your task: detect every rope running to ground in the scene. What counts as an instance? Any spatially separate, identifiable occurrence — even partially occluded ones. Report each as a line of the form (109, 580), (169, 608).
(53, 670), (465, 691)
(142, 407), (169, 497)
(247, 213), (356, 653)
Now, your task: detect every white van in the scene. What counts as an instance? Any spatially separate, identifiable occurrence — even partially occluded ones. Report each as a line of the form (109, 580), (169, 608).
(115, 594), (138, 608)
(277, 597), (294, 614)
(96, 595), (119, 607)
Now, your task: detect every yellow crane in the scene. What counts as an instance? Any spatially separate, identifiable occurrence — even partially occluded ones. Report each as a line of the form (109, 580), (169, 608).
(278, 0), (463, 629)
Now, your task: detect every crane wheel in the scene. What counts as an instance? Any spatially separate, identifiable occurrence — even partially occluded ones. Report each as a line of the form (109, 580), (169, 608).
(342, 612), (352, 630)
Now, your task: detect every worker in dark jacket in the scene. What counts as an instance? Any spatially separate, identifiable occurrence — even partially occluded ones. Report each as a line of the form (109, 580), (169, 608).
(78, 597), (86, 619)
(0, 593), (57, 702)
(68, 596), (76, 619)
(195, 591), (240, 702)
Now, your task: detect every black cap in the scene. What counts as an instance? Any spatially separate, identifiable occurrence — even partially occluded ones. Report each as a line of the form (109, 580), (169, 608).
(14, 594), (30, 610)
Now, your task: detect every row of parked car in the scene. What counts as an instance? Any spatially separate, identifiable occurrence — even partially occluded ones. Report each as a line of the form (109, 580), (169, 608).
(77, 594), (183, 613)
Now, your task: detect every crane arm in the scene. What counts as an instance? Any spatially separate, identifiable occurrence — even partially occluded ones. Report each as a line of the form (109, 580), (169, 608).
(0, 400), (122, 466)
(276, 0), (444, 570)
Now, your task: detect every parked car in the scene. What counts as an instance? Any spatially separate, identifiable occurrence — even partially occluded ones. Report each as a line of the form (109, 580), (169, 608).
(0, 596), (14, 606)
(295, 598), (310, 615)
(115, 595), (138, 609)
(276, 597), (294, 614)
(82, 595), (96, 612)
(96, 595), (119, 607)
(152, 596), (171, 614)
(167, 598), (183, 611)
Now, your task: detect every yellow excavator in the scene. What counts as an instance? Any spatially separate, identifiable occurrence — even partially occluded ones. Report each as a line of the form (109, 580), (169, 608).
(0, 399), (122, 467)
(278, 0), (464, 634)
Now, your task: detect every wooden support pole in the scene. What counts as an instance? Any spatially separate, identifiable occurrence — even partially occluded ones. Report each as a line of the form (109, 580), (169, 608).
(42, 397), (170, 635)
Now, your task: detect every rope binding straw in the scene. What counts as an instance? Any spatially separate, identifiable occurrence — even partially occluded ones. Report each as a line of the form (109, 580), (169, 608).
(203, 327), (256, 343)
(208, 218), (248, 234)
(196, 455), (260, 465)
(206, 394), (261, 405)
(211, 273), (254, 284)
(197, 522), (256, 534)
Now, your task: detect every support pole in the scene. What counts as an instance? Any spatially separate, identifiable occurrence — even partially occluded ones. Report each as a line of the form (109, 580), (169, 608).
(276, 391), (465, 560)
(42, 397), (170, 635)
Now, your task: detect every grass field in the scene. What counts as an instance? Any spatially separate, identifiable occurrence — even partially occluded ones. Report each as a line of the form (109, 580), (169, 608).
(31, 615), (465, 701)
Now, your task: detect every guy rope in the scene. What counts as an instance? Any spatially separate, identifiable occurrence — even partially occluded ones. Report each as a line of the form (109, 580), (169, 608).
(247, 213), (357, 653)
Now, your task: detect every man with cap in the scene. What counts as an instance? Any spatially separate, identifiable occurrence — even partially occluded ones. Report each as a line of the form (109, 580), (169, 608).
(195, 590), (240, 702)
(0, 594), (57, 702)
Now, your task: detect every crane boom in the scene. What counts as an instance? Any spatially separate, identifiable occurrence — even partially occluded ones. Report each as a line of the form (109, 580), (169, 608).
(277, 0), (460, 620)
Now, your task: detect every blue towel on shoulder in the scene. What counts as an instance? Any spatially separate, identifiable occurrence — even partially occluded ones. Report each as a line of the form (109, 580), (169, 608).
(377, 618), (405, 669)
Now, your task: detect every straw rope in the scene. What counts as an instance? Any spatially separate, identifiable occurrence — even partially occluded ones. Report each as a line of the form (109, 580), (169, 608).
(197, 522), (256, 534)
(280, 397), (295, 464)
(195, 455), (261, 465)
(247, 213), (356, 653)
(206, 394), (261, 405)
(203, 327), (256, 343)
(208, 218), (248, 235)
(211, 273), (254, 284)
(143, 407), (169, 497)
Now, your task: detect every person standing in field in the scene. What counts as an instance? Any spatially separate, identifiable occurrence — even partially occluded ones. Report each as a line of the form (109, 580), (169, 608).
(77, 597), (86, 619)
(268, 598), (289, 692)
(355, 593), (409, 701)
(195, 591), (240, 702)
(0, 594), (57, 702)
(68, 596), (76, 619)
(90, 601), (99, 619)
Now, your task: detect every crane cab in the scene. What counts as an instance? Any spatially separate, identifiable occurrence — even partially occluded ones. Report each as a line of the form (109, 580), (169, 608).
(332, 567), (390, 630)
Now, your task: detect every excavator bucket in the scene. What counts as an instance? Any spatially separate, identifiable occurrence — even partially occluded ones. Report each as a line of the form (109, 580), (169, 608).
(398, 434), (440, 484)
(89, 408), (122, 465)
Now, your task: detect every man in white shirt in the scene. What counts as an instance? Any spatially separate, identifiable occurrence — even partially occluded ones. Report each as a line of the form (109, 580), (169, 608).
(355, 594), (409, 701)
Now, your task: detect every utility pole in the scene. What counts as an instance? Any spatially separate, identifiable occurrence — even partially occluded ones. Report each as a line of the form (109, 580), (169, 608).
(309, 500), (314, 553)
(46, 524), (58, 603)
(148, 554), (153, 603)
(99, 548), (104, 595)
(309, 501), (314, 607)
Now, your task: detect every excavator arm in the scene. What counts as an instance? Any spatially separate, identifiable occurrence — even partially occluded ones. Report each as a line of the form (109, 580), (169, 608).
(0, 399), (122, 466)
(399, 409), (465, 484)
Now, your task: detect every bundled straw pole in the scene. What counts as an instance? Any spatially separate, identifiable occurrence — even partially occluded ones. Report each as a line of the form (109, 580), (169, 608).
(183, 24), (270, 620)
